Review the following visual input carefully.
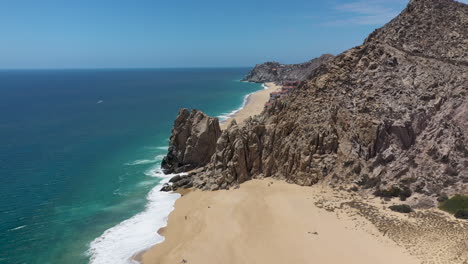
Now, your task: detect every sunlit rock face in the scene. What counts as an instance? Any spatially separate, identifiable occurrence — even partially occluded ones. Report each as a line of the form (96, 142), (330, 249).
(166, 0), (468, 201)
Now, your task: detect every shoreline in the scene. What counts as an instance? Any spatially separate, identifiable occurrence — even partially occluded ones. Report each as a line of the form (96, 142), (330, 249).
(131, 187), (192, 264)
(140, 179), (424, 264)
(130, 79), (468, 264)
(129, 82), (279, 263)
(130, 83), (279, 263)
(220, 82), (281, 130)
(87, 168), (181, 264)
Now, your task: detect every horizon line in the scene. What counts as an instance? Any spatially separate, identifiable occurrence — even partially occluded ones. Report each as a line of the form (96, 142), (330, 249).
(0, 66), (257, 71)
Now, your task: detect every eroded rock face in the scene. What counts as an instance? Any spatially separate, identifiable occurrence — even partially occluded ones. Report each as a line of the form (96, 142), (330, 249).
(365, 0), (468, 65)
(186, 0), (468, 197)
(161, 109), (221, 173)
(242, 54), (335, 83)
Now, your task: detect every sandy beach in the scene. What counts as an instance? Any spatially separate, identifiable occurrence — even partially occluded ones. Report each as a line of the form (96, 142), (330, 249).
(138, 78), (468, 264)
(141, 179), (422, 264)
(220, 82), (280, 130)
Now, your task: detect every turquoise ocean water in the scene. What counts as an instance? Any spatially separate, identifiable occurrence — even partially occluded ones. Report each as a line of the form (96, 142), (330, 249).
(0, 68), (262, 264)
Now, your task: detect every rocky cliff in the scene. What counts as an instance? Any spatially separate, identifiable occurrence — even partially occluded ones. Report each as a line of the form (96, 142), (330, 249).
(165, 0), (468, 202)
(242, 54), (334, 83)
(161, 109), (221, 174)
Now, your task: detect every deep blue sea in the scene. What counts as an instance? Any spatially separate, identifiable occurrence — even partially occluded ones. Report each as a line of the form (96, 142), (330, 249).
(0, 68), (262, 264)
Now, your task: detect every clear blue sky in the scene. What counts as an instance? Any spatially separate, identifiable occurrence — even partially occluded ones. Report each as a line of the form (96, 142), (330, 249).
(0, 0), (440, 68)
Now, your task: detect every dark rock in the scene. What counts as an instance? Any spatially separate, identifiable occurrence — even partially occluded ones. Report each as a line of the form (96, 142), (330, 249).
(169, 175), (182, 183)
(454, 210), (468, 219)
(160, 183), (172, 192)
(389, 204), (413, 213)
(437, 193), (449, 203)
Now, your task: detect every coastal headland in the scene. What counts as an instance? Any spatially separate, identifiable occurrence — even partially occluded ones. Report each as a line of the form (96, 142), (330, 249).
(142, 0), (468, 263)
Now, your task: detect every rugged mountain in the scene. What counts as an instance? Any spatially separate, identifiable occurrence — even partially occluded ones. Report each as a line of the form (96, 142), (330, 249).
(166, 0), (468, 203)
(241, 54), (334, 83)
(161, 109), (221, 174)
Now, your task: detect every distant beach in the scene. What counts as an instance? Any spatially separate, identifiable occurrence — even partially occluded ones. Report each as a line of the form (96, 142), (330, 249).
(220, 82), (281, 129)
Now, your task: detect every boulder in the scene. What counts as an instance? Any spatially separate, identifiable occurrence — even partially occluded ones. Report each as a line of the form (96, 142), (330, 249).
(161, 109), (222, 174)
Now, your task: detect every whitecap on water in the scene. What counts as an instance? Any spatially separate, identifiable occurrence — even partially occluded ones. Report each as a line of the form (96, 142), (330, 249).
(143, 146), (168, 151)
(125, 155), (165, 166)
(87, 167), (182, 264)
(8, 225), (27, 231)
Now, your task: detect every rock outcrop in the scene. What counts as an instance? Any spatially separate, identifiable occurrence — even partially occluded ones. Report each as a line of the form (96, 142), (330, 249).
(242, 54), (334, 83)
(161, 109), (222, 173)
(164, 0), (468, 202)
(161, 173), (194, 191)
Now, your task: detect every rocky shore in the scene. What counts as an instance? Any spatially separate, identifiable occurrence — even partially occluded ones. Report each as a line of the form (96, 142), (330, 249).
(163, 0), (467, 203)
(152, 1), (468, 263)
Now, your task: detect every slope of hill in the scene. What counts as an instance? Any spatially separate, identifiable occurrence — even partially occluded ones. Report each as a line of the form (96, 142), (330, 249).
(241, 54), (334, 83)
(167, 0), (468, 205)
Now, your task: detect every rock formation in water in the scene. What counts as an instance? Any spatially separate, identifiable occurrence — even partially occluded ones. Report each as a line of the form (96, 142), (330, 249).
(165, 0), (468, 203)
(242, 54), (334, 83)
(161, 108), (221, 174)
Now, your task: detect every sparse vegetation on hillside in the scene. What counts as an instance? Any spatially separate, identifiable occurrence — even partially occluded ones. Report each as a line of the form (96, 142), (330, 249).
(439, 194), (468, 219)
(389, 204), (413, 213)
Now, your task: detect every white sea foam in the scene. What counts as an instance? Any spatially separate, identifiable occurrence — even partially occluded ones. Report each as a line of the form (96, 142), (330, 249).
(87, 167), (181, 264)
(262, 83), (268, 90)
(142, 146), (169, 151)
(125, 155), (165, 166)
(217, 91), (254, 121)
(9, 225), (26, 231)
(155, 146), (168, 150)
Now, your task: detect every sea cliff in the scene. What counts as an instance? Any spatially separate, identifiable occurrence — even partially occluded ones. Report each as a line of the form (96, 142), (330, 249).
(147, 1), (468, 263)
(163, 0), (467, 205)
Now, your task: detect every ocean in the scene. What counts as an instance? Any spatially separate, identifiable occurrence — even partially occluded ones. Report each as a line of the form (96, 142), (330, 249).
(0, 68), (262, 264)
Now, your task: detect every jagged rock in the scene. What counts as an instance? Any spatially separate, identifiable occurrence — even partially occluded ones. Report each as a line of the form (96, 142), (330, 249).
(242, 54), (335, 83)
(160, 183), (172, 192)
(365, 0), (467, 65)
(160, 175), (194, 192)
(169, 175), (182, 183)
(161, 108), (222, 174)
(172, 0), (468, 197)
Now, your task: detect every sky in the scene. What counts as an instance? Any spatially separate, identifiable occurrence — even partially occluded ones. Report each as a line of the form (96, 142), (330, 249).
(0, 0), (459, 69)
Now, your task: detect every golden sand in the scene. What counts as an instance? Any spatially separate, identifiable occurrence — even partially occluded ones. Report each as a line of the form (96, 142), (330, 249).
(142, 179), (420, 264)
